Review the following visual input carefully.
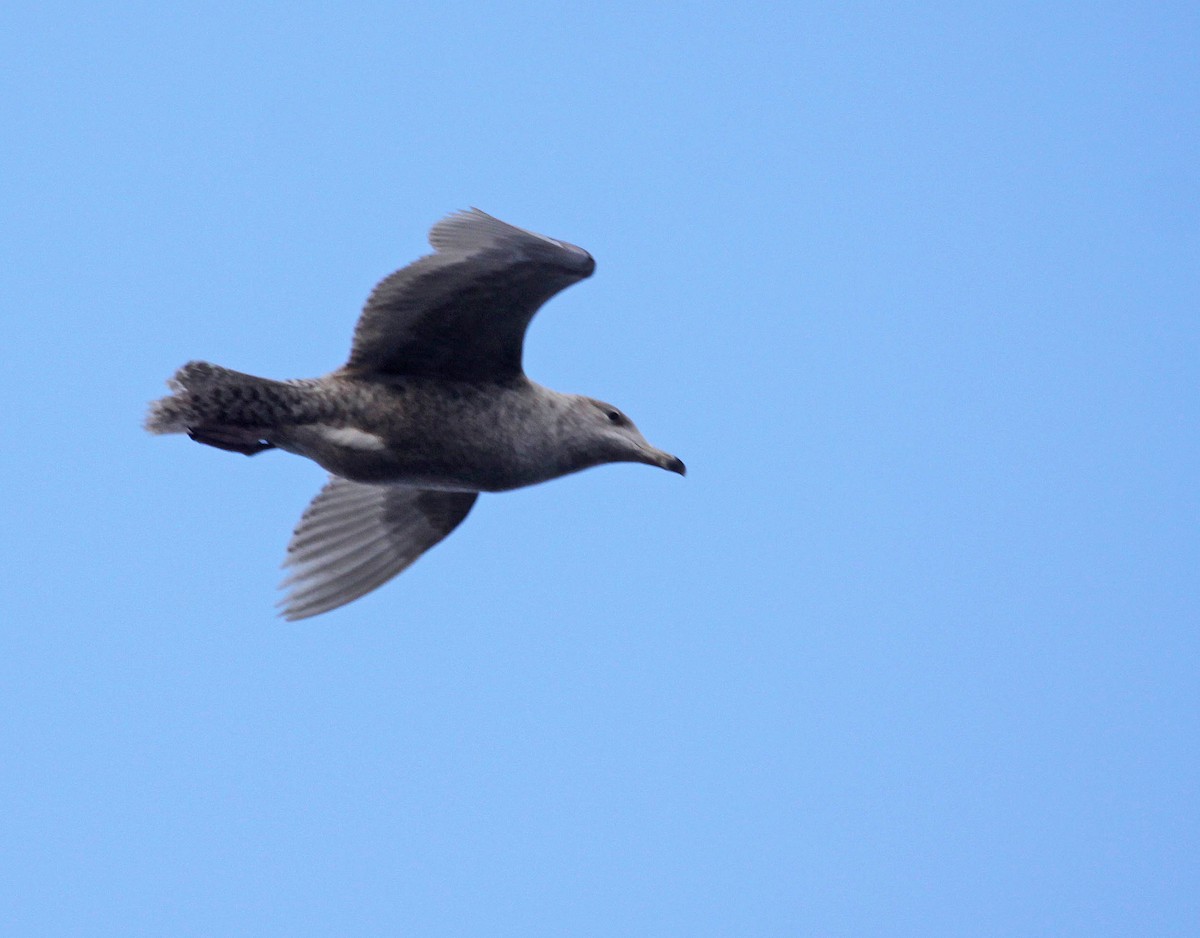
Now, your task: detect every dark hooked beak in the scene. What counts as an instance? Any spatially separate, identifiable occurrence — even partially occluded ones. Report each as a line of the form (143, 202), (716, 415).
(652, 449), (686, 476)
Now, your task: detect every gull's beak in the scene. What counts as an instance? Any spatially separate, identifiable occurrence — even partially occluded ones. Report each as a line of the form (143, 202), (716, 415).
(652, 449), (686, 476)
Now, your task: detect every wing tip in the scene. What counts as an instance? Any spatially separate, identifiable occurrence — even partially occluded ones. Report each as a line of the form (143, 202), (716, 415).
(428, 208), (595, 275)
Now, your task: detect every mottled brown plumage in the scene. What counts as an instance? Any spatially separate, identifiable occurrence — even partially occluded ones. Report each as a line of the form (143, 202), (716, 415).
(146, 209), (683, 619)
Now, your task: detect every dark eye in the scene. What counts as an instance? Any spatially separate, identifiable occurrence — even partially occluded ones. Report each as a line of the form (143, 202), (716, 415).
(607, 410), (623, 424)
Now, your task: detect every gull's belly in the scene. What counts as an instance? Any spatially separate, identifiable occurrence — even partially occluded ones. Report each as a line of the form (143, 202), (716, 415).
(275, 421), (554, 492)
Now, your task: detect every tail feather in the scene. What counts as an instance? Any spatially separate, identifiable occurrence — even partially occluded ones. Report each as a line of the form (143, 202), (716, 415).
(145, 361), (312, 451)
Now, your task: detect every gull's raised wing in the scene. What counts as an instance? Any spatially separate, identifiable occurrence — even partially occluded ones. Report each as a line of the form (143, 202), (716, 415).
(341, 209), (595, 383)
(279, 477), (478, 620)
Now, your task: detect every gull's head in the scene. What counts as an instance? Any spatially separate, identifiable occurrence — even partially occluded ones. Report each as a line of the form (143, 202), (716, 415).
(569, 397), (686, 477)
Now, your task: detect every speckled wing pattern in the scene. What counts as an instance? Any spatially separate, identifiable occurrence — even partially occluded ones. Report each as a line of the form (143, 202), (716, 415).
(279, 476), (478, 621)
(343, 208), (596, 383)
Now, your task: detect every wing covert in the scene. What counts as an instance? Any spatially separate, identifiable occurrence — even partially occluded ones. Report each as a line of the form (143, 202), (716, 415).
(342, 209), (594, 383)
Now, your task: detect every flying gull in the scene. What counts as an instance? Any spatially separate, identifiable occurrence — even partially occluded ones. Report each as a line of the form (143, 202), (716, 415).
(146, 209), (685, 619)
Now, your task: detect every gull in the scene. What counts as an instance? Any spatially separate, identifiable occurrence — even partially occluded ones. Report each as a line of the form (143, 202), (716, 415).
(146, 209), (684, 619)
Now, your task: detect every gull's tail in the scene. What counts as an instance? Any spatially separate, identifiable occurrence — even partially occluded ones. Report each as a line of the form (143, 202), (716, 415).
(145, 360), (313, 455)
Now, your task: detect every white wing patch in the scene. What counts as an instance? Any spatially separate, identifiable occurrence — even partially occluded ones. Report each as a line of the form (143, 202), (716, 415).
(318, 425), (388, 451)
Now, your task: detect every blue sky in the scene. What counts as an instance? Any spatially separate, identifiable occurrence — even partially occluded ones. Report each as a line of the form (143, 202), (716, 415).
(1, 2), (1196, 934)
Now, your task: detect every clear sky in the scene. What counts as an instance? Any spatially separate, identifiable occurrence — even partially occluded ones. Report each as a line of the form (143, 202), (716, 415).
(1, 2), (1196, 935)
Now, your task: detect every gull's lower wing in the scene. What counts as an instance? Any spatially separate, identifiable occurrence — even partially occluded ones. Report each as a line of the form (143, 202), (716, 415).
(279, 476), (478, 620)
